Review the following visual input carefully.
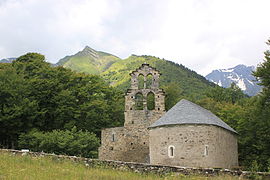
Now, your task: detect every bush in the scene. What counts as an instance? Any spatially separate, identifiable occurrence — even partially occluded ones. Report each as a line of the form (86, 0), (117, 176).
(18, 127), (100, 158)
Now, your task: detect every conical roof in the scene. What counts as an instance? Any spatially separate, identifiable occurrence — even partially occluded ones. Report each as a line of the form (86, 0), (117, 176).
(149, 99), (237, 134)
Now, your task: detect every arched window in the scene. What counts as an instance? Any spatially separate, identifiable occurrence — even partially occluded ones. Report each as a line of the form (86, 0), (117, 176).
(146, 73), (153, 88)
(168, 145), (175, 158)
(147, 92), (155, 110)
(135, 93), (143, 110)
(138, 74), (144, 89)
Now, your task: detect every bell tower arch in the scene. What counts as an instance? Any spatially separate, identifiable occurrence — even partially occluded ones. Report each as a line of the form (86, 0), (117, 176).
(124, 63), (165, 128)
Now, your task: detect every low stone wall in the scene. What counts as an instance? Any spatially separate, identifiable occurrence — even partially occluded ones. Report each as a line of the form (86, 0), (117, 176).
(1, 149), (269, 179)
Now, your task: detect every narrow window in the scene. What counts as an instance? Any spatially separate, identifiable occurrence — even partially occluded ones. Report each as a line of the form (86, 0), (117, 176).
(204, 145), (208, 156)
(168, 145), (175, 158)
(138, 74), (144, 89)
(170, 147), (174, 156)
(147, 92), (155, 110)
(112, 133), (116, 142)
(135, 93), (143, 110)
(146, 73), (153, 88)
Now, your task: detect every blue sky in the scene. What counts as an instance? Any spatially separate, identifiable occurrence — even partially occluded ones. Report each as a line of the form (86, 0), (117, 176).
(0, 0), (269, 75)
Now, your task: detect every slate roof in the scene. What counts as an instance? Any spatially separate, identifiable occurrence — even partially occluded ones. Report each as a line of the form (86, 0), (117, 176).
(149, 99), (237, 134)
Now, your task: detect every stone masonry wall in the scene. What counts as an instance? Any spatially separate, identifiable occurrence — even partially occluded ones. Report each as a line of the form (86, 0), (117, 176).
(1, 149), (269, 179)
(98, 125), (150, 163)
(149, 124), (238, 169)
(98, 127), (125, 161)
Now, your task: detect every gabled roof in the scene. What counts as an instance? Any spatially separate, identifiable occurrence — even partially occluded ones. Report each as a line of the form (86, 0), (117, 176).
(149, 99), (237, 134)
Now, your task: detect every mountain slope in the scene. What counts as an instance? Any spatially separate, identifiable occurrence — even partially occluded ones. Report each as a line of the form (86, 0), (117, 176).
(102, 55), (215, 97)
(56, 46), (121, 74)
(56, 47), (216, 99)
(0, 58), (16, 63)
(205, 64), (262, 96)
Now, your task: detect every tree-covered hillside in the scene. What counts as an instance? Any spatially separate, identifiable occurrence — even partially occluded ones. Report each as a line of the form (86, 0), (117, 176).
(102, 55), (215, 97)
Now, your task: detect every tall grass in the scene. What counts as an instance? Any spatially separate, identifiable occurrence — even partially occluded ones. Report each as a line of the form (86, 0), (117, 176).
(0, 152), (244, 180)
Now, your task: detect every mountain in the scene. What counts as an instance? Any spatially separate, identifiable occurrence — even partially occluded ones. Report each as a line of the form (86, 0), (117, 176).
(56, 46), (121, 74)
(56, 47), (216, 99)
(205, 64), (262, 96)
(0, 58), (16, 63)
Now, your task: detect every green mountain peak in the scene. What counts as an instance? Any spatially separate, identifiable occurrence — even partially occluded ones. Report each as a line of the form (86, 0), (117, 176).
(56, 46), (121, 74)
(77, 46), (99, 58)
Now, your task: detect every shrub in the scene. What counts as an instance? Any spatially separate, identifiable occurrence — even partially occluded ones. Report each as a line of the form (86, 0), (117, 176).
(18, 127), (99, 158)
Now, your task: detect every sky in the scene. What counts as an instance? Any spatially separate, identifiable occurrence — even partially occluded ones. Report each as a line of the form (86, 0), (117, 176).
(0, 0), (269, 75)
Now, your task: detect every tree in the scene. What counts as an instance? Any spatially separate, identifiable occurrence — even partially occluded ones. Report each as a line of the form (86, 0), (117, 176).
(253, 39), (270, 105)
(236, 97), (270, 171)
(227, 82), (246, 104)
(206, 83), (246, 104)
(12, 53), (51, 78)
(248, 39), (270, 171)
(18, 127), (100, 158)
(163, 83), (183, 110)
(0, 64), (39, 148)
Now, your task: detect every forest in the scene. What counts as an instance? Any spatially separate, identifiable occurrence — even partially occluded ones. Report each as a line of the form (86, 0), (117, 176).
(0, 40), (269, 172)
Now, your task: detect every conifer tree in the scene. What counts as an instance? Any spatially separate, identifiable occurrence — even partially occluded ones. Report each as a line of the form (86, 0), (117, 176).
(253, 39), (270, 105)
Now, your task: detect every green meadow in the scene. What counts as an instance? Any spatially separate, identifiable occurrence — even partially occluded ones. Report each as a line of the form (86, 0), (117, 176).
(0, 152), (245, 180)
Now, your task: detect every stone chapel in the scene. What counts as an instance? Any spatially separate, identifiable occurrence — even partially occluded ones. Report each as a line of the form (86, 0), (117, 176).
(99, 63), (238, 168)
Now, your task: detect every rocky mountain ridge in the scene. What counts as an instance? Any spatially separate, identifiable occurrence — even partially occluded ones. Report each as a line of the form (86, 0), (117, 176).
(205, 64), (262, 96)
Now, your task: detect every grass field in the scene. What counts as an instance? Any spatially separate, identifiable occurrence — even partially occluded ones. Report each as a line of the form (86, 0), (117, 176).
(0, 152), (245, 180)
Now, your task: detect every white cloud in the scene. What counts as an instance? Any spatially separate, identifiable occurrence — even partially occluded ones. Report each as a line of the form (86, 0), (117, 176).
(0, 0), (269, 75)
(0, 0), (118, 59)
